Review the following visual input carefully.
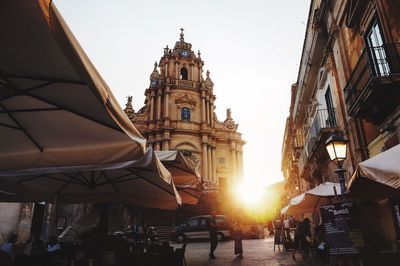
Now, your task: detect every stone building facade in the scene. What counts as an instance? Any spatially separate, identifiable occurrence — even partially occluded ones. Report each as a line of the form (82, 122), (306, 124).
(281, 0), (400, 249)
(125, 30), (245, 189)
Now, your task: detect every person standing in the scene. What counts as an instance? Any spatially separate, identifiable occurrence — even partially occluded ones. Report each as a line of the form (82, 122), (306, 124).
(233, 220), (243, 259)
(292, 218), (311, 260)
(283, 217), (291, 241)
(273, 219), (283, 252)
(208, 211), (218, 259)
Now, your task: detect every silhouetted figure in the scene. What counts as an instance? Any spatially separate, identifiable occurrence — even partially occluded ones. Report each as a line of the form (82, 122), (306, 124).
(233, 221), (243, 259)
(208, 211), (218, 259)
(292, 218), (311, 260)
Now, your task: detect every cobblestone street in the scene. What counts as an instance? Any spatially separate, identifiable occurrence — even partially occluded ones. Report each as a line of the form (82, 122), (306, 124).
(173, 236), (324, 266)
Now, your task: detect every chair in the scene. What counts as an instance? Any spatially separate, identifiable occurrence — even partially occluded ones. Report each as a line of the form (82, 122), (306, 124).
(0, 250), (12, 266)
(174, 243), (187, 266)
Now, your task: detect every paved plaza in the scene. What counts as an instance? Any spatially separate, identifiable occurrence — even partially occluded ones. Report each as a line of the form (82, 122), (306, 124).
(172, 236), (324, 266)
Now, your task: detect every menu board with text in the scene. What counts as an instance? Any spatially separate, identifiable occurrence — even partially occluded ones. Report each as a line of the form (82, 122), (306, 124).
(320, 201), (365, 255)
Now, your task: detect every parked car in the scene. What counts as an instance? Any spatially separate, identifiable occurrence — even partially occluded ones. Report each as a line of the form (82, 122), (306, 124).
(238, 224), (265, 239)
(173, 215), (232, 243)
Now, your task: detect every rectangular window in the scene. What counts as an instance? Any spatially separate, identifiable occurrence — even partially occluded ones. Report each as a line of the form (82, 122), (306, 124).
(324, 87), (336, 127)
(365, 19), (389, 76)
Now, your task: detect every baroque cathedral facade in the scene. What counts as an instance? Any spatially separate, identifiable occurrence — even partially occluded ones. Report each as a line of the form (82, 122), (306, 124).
(124, 30), (245, 188)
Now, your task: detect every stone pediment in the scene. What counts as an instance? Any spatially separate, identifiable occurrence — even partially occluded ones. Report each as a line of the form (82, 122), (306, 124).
(175, 94), (197, 107)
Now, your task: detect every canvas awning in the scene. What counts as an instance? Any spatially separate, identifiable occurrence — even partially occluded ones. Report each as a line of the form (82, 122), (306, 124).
(348, 144), (400, 199)
(281, 182), (341, 215)
(0, 148), (181, 210)
(0, 0), (146, 171)
(0, 0), (181, 210)
(155, 150), (201, 205)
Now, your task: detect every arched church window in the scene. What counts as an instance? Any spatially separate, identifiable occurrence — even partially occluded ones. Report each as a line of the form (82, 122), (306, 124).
(181, 107), (190, 121)
(180, 67), (188, 80)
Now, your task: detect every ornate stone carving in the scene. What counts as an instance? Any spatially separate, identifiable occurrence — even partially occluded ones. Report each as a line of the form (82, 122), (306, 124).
(124, 96), (134, 119)
(223, 108), (238, 131)
(201, 70), (214, 91)
(149, 62), (161, 85)
(175, 94), (197, 107)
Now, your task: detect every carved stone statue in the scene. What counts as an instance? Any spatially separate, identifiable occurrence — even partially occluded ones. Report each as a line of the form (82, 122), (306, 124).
(226, 108), (232, 119)
(201, 69), (214, 90)
(124, 95), (134, 119)
(127, 96), (133, 105)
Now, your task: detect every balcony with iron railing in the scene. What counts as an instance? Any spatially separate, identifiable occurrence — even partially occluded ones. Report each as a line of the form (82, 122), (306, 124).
(168, 79), (198, 89)
(344, 43), (400, 125)
(298, 108), (338, 176)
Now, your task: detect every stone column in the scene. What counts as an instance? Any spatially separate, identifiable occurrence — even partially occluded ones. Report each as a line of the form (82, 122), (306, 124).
(156, 89), (162, 121)
(236, 149), (241, 181)
(163, 140), (169, 151)
(150, 91), (155, 121)
(206, 97), (210, 125)
(164, 86), (170, 127)
(230, 142), (237, 185)
(202, 143), (208, 181)
(201, 92), (206, 125)
(165, 61), (168, 77)
(154, 141), (161, 151)
(175, 62), (179, 79)
(207, 145), (212, 182)
(210, 99), (214, 127)
(198, 64), (203, 82)
(211, 146), (217, 183)
(190, 64), (194, 80)
(163, 131), (170, 151)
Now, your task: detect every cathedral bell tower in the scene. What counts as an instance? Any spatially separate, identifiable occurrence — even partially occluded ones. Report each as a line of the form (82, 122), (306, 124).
(125, 29), (245, 188)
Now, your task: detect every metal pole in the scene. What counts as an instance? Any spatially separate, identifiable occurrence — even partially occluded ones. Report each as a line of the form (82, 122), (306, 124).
(335, 162), (346, 195)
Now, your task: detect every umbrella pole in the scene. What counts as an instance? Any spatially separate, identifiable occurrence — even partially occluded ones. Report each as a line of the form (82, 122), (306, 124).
(49, 194), (59, 238)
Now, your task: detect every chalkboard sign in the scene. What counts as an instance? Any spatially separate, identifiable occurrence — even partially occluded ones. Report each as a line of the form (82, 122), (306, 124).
(320, 201), (365, 255)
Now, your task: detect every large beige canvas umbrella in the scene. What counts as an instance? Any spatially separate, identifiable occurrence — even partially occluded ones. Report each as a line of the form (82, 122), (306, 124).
(0, 148), (181, 210)
(155, 151), (201, 205)
(0, 0), (146, 171)
(348, 144), (400, 199)
(0, 0), (181, 210)
(281, 182), (342, 215)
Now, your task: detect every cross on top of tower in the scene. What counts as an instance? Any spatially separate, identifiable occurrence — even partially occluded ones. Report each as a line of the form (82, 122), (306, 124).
(179, 28), (184, 41)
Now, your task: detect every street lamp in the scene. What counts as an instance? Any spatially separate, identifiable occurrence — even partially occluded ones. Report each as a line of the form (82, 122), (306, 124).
(325, 134), (349, 194)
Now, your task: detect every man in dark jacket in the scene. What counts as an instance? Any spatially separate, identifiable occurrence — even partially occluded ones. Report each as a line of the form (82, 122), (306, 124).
(208, 211), (218, 259)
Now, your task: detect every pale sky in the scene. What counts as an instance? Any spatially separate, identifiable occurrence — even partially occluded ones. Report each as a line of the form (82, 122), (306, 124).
(55, 0), (310, 187)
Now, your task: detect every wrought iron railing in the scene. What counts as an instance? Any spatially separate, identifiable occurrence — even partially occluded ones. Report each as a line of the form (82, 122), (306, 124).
(298, 108), (337, 174)
(344, 43), (400, 109)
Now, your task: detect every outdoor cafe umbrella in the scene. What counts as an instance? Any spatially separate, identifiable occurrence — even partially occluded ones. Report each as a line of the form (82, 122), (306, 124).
(281, 182), (342, 215)
(0, 148), (181, 210)
(0, 0), (146, 172)
(348, 144), (400, 199)
(0, 0), (181, 210)
(155, 150), (201, 205)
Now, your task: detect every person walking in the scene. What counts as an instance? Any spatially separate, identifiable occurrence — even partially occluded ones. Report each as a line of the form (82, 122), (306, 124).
(273, 219), (283, 252)
(208, 211), (218, 259)
(233, 220), (243, 259)
(283, 216), (291, 241)
(292, 218), (311, 260)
